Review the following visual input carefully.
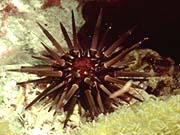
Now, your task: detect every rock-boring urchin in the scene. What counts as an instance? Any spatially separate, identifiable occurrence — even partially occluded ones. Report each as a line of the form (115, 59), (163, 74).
(9, 9), (151, 127)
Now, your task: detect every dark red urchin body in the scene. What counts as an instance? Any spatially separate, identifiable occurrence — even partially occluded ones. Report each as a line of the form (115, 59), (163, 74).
(9, 10), (151, 127)
(41, 0), (60, 9)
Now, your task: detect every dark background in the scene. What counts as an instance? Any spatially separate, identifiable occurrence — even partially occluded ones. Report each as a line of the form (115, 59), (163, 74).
(78, 0), (180, 64)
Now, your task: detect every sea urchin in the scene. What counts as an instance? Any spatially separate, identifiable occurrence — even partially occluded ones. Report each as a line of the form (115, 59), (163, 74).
(9, 10), (150, 127)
